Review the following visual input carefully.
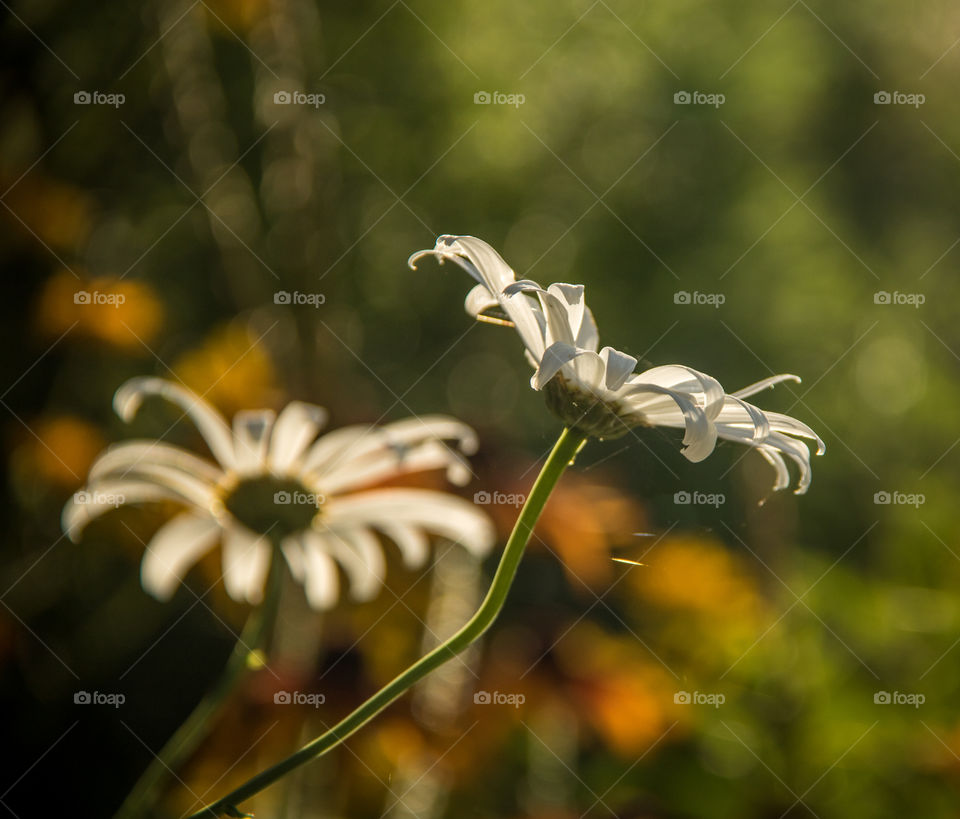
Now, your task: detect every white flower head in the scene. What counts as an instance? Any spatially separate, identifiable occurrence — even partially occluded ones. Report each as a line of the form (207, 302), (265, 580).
(409, 235), (824, 493)
(64, 378), (495, 609)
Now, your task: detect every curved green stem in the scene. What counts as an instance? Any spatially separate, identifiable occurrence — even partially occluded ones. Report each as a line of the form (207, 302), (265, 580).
(114, 556), (285, 819)
(188, 426), (588, 819)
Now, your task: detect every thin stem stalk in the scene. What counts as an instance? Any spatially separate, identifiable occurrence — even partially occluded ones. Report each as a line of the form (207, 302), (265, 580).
(188, 426), (587, 818)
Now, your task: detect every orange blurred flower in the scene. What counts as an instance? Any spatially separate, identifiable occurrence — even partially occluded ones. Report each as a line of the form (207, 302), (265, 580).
(482, 467), (645, 589)
(555, 622), (683, 755)
(35, 269), (164, 349)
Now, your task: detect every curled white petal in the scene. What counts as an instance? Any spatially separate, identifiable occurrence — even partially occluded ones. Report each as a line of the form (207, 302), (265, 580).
(624, 383), (717, 463)
(599, 346), (638, 392)
(114, 377), (236, 470)
(89, 440), (222, 484)
(732, 374), (801, 399)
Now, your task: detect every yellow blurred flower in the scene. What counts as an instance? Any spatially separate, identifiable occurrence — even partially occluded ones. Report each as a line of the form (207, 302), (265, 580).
(35, 269), (164, 349)
(12, 415), (105, 489)
(173, 321), (279, 416)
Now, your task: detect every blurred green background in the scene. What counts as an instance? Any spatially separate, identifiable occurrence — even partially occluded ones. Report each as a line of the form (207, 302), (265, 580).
(2, 0), (960, 816)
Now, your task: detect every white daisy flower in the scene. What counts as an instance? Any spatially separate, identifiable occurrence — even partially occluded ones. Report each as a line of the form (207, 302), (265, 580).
(63, 378), (495, 609)
(409, 235), (824, 493)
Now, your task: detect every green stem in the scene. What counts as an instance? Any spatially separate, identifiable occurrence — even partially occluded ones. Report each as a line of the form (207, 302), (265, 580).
(114, 555), (285, 819)
(188, 426), (588, 819)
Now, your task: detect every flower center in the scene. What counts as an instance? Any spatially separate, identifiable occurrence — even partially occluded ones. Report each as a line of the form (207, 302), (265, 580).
(543, 375), (648, 440)
(219, 476), (323, 540)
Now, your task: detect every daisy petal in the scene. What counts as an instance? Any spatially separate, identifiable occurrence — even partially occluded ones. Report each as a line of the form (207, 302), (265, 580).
(313, 528), (385, 601)
(599, 346), (638, 391)
(62, 479), (181, 541)
(765, 412), (826, 454)
(625, 383), (717, 462)
(233, 410), (276, 475)
(732, 374), (801, 399)
(326, 488), (496, 558)
(222, 526), (272, 604)
(89, 440), (222, 484)
(297, 531), (340, 610)
(532, 341), (582, 390)
(269, 402), (328, 473)
(377, 523), (430, 568)
(322, 439), (472, 494)
(140, 512), (222, 600)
